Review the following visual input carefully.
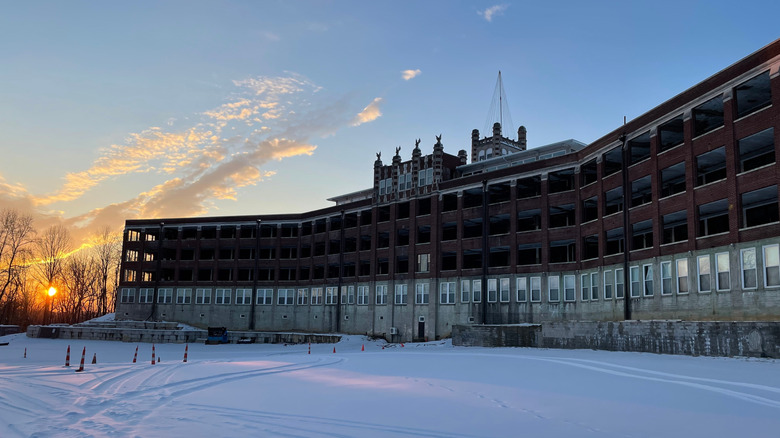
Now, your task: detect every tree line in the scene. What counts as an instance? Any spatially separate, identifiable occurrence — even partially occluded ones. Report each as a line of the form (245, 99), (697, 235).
(0, 209), (121, 328)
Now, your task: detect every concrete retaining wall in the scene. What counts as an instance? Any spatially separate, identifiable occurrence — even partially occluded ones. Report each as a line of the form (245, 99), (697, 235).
(453, 321), (780, 358)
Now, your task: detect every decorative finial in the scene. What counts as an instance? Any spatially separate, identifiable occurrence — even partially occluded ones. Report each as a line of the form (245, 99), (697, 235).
(395, 146), (401, 156)
(376, 151), (381, 160)
(415, 138), (421, 148)
(435, 134), (442, 143)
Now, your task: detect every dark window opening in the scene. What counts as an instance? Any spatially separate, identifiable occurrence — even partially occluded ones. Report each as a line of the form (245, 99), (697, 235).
(603, 147), (622, 177)
(197, 269), (212, 281)
(605, 186), (624, 216)
(359, 261), (371, 276)
(396, 228), (409, 246)
(280, 247), (297, 259)
(182, 227), (197, 239)
(693, 96), (724, 137)
(344, 213), (358, 229)
(517, 176), (542, 198)
(376, 258), (389, 275)
(659, 115), (684, 152)
(314, 242), (326, 256)
(550, 240), (576, 263)
(463, 218), (483, 238)
(329, 239), (340, 254)
(517, 209), (541, 232)
(742, 185), (779, 228)
(342, 263), (355, 278)
(463, 188), (483, 209)
(660, 162), (686, 198)
(662, 210), (688, 244)
(161, 268), (174, 281)
(463, 249), (482, 269)
(279, 267), (296, 281)
(200, 248), (214, 260)
(360, 210), (372, 226)
(442, 193), (459, 211)
(739, 128), (775, 173)
(377, 232), (390, 248)
(628, 131), (651, 165)
(329, 215), (342, 231)
(240, 226), (256, 239)
(280, 224), (298, 237)
(164, 228), (178, 240)
(239, 248), (255, 259)
(219, 248), (234, 260)
(377, 206), (390, 222)
(631, 219), (653, 250)
(343, 238), (357, 253)
(489, 246), (510, 267)
(488, 182), (511, 204)
(548, 168), (575, 193)
(201, 227), (217, 239)
(220, 226), (236, 239)
(327, 264), (340, 278)
(238, 268), (255, 281)
(161, 247), (176, 260)
(698, 199), (730, 237)
(259, 247), (275, 259)
(260, 224), (277, 238)
(300, 245), (311, 258)
(581, 159), (597, 186)
(395, 255), (408, 273)
(417, 198), (431, 216)
(735, 71), (771, 118)
(630, 175), (652, 208)
(605, 228), (624, 256)
(397, 202), (410, 219)
(549, 204), (575, 228)
(517, 243), (541, 265)
(313, 265), (325, 280)
(258, 268), (275, 281)
(489, 214), (510, 235)
(299, 266), (310, 280)
(582, 196), (598, 223)
(441, 251), (457, 271)
(582, 234), (599, 260)
(301, 221), (312, 236)
(442, 222), (458, 241)
(218, 269), (233, 281)
(178, 269), (193, 281)
(360, 235), (371, 251)
(180, 249), (195, 261)
(314, 219), (327, 233)
(696, 147), (727, 186)
(417, 225), (431, 244)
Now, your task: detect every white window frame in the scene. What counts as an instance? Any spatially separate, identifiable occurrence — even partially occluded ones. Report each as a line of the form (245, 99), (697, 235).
(139, 288), (154, 304)
(530, 277), (542, 302)
(257, 288), (273, 305)
(297, 288), (309, 305)
(376, 284), (388, 305)
(415, 282), (429, 304)
(548, 275), (560, 302)
(590, 272), (599, 300)
(157, 288), (173, 304)
(643, 264), (654, 297)
(395, 284), (408, 305)
(417, 253), (430, 273)
(195, 288), (211, 304)
(715, 252), (731, 291)
(176, 288), (192, 304)
(676, 259), (689, 294)
(461, 280), (470, 303)
(697, 255), (711, 293)
(517, 277), (527, 302)
(763, 244), (780, 288)
(472, 279), (482, 303)
(487, 278), (498, 303)
(741, 248), (757, 289)
(310, 287), (323, 305)
(604, 270), (613, 299)
(563, 275), (575, 302)
(357, 286), (369, 305)
(615, 269), (625, 299)
(499, 278), (510, 302)
(630, 266), (641, 298)
(215, 288), (231, 305)
(440, 282), (456, 304)
(120, 288), (135, 304)
(277, 289), (294, 305)
(660, 261), (672, 295)
(235, 288), (252, 305)
(326, 287), (338, 305)
(580, 274), (589, 301)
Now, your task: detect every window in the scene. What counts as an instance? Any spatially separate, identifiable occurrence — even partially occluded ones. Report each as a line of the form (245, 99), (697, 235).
(738, 128), (775, 172)
(550, 240), (576, 263)
(630, 266), (641, 298)
(581, 274), (590, 301)
(139, 288), (154, 304)
(500, 278), (510, 302)
(488, 182), (511, 204)
(298, 288), (309, 305)
(631, 175), (652, 208)
(417, 253), (430, 273)
(548, 168), (575, 193)
(517, 243), (542, 265)
(325, 287), (338, 305)
(276, 289), (293, 305)
(396, 228), (409, 246)
(235, 288), (252, 305)
(463, 218), (483, 239)
(696, 147), (727, 186)
(643, 265), (654, 297)
(563, 275), (575, 302)
(662, 210), (688, 244)
(463, 188), (483, 208)
(660, 162), (686, 198)
(357, 286), (369, 305)
(417, 225), (431, 244)
(176, 288), (192, 304)
(489, 214), (511, 235)
(605, 227), (624, 256)
(254, 289), (272, 305)
(549, 204), (575, 228)
(441, 252), (457, 271)
(742, 185), (779, 228)
(463, 248), (482, 269)
(460, 280), (471, 303)
(698, 199), (730, 236)
(194, 288), (210, 305)
(548, 276), (560, 302)
(632, 219), (653, 251)
(603, 147), (622, 177)
(440, 282), (456, 304)
(693, 95), (724, 137)
(472, 279), (482, 303)
(676, 259), (689, 294)
(214, 288), (230, 304)
(517, 278), (527, 302)
(442, 222), (458, 241)
(489, 246), (510, 268)
(517, 176), (542, 198)
(127, 230), (140, 241)
(340, 286), (355, 305)
(764, 244), (780, 288)
(742, 248), (757, 289)
(487, 278), (498, 303)
(604, 271), (613, 299)
(442, 193), (458, 211)
(124, 269), (137, 282)
(735, 71), (771, 118)
(615, 269), (624, 299)
(581, 159), (597, 186)
(375, 285), (387, 305)
(628, 131), (651, 165)
(530, 277), (542, 302)
(395, 284), (408, 304)
(716, 253), (731, 291)
(310, 287), (323, 305)
(604, 187), (623, 216)
(697, 256), (711, 293)
(517, 209), (542, 232)
(125, 249), (138, 262)
(661, 261), (672, 295)
(157, 288), (173, 304)
(590, 272), (599, 300)
(659, 115), (684, 152)
(582, 196), (598, 223)
(120, 288), (135, 304)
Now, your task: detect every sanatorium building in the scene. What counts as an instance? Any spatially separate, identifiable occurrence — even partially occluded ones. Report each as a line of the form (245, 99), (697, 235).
(117, 40), (780, 342)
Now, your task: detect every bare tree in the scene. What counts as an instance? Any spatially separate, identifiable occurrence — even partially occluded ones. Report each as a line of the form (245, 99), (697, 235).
(91, 227), (121, 315)
(61, 252), (98, 323)
(35, 224), (72, 291)
(0, 210), (36, 320)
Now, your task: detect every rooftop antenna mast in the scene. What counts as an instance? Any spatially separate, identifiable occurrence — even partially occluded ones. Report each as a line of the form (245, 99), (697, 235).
(483, 71), (515, 136)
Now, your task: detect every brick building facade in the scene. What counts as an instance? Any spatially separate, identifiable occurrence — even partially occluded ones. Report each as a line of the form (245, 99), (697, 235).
(117, 39), (780, 342)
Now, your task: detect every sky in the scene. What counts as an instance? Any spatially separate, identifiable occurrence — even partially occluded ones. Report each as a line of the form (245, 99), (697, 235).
(1, 1), (779, 244)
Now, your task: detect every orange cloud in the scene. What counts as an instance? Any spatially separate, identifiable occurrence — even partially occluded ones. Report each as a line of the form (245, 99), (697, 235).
(351, 97), (383, 126)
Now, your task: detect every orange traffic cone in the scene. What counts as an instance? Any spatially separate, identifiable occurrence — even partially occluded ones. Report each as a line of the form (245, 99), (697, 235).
(401, 343), (405, 347)
(75, 347), (86, 372)
(361, 344), (365, 351)
(91, 353), (97, 364)
(132, 345), (138, 363)
(23, 348), (26, 358)
(183, 344), (188, 363)
(308, 343), (311, 355)
(65, 345), (70, 367)
(152, 344), (156, 365)
(333, 346), (336, 353)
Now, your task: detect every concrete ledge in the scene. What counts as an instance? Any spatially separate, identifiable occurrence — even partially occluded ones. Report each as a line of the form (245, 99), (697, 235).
(453, 321), (780, 358)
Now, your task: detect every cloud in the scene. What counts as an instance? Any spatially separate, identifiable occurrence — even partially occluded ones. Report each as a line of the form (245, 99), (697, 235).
(478, 4), (508, 22)
(401, 69), (421, 81)
(351, 98), (383, 126)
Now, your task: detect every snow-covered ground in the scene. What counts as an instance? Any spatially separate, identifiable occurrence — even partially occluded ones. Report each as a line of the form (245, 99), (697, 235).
(1, 332), (779, 437)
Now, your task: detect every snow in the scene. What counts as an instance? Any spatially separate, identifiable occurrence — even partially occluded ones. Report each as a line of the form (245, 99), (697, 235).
(1, 332), (778, 437)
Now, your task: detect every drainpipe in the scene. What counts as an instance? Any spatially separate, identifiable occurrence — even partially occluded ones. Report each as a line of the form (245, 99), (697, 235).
(336, 210), (345, 332)
(148, 221), (164, 321)
(620, 134), (632, 321)
(481, 179), (489, 324)
(249, 219), (260, 330)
